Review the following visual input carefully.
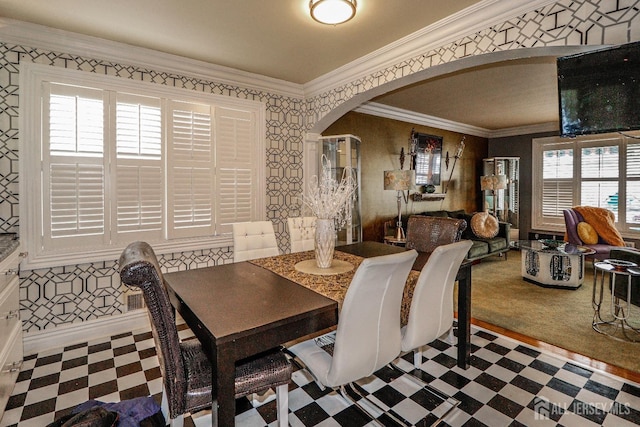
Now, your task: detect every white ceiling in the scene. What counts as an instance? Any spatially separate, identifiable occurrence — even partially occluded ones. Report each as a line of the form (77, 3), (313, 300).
(0, 0), (567, 135)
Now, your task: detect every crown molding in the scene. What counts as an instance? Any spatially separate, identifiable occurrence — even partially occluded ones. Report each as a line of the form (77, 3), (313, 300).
(354, 102), (491, 137)
(304, 0), (558, 97)
(355, 102), (559, 139)
(0, 18), (304, 99)
(489, 122), (559, 139)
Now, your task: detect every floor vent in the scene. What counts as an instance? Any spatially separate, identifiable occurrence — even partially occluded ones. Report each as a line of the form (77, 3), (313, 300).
(127, 293), (145, 311)
(625, 241), (636, 248)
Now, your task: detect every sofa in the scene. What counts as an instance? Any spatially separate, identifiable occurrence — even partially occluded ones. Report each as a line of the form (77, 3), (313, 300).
(391, 209), (511, 261)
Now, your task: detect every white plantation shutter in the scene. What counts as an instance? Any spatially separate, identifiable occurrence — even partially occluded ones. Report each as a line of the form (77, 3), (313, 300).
(542, 180), (573, 217)
(24, 64), (266, 265)
(167, 101), (215, 238)
(580, 144), (619, 218)
(113, 93), (163, 242)
(43, 83), (109, 250)
(626, 143), (640, 226)
(215, 107), (255, 233)
(540, 148), (574, 219)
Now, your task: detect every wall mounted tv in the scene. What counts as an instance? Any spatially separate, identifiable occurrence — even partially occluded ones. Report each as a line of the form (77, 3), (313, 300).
(557, 41), (640, 137)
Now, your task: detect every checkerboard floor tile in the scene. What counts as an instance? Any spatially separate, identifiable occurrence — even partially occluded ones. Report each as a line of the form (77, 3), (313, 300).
(2, 322), (640, 427)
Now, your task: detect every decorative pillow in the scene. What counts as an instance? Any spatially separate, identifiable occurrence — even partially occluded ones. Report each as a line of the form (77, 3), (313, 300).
(470, 211), (499, 239)
(577, 221), (599, 244)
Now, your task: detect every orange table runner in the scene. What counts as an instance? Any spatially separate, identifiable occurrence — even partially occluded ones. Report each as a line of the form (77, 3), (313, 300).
(249, 249), (420, 326)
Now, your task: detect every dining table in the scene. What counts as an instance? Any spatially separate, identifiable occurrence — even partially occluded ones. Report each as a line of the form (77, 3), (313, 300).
(163, 260), (339, 426)
(162, 240), (472, 426)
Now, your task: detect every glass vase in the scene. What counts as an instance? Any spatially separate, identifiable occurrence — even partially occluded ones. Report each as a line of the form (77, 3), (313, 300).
(315, 218), (335, 268)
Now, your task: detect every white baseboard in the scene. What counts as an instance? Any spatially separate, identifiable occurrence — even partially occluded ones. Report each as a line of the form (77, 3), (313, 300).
(23, 310), (150, 356)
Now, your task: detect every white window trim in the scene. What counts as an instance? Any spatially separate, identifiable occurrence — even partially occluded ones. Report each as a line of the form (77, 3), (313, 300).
(532, 131), (640, 237)
(19, 62), (265, 269)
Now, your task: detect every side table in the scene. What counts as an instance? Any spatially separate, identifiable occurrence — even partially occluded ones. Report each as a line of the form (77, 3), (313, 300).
(592, 261), (640, 342)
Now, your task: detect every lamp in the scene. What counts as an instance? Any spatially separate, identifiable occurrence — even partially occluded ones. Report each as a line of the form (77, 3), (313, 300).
(309, 0), (357, 25)
(384, 169), (412, 240)
(480, 174), (507, 216)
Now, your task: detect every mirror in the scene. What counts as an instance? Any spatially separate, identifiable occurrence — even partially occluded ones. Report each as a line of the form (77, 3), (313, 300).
(411, 132), (442, 185)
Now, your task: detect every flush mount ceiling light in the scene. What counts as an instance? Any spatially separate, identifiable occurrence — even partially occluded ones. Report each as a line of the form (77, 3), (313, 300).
(309, 0), (357, 25)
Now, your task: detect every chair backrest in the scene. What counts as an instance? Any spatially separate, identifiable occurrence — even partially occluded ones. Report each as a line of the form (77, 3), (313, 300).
(401, 240), (473, 353)
(327, 249), (418, 387)
(405, 215), (466, 253)
(287, 217), (316, 253)
(232, 221), (280, 262)
(563, 208), (583, 245)
(118, 242), (185, 418)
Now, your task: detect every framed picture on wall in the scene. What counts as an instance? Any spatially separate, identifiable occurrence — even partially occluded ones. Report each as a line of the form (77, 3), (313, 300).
(412, 133), (443, 185)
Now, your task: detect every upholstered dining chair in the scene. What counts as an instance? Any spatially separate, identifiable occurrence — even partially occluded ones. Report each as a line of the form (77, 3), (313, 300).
(119, 241), (291, 427)
(287, 249), (418, 424)
(232, 220), (280, 262)
(287, 216), (316, 253)
(405, 215), (467, 253)
(392, 240), (472, 423)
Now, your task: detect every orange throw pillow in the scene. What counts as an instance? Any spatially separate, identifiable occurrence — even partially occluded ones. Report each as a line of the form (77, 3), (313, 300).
(577, 221), (599, 244)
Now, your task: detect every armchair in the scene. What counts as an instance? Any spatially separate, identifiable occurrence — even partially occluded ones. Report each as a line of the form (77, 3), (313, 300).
(563, 208), (622, 260)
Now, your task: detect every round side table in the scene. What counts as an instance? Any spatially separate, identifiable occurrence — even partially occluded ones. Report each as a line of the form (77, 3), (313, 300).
(592, 261), (640, 342)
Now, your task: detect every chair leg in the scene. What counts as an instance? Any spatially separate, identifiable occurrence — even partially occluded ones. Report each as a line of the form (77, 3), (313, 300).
(389, 362), (460, 425)
(276, 383), (289, 427)
(413, 346), (423, 369)
(169, 415), (184, 427)
(340, 383), (410, 426)
(161, 384), (187, 427)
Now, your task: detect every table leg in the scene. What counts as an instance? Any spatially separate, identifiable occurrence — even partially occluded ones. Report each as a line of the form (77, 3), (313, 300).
(457, 263), (472, 369)
(212, 343), (236, 426)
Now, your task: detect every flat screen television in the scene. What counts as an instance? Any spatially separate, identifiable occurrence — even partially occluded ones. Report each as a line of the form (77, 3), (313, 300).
(557, 41), (640, 137)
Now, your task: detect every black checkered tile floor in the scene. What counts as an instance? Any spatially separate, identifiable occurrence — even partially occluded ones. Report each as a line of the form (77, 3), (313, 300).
(3, 321), (640, 427)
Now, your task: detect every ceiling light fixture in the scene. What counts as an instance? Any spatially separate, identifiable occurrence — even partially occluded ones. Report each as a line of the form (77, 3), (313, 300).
(309, 0), (357, 25)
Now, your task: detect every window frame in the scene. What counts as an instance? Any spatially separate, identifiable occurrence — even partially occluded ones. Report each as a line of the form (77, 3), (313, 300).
(20, 63), (266, 269)
(532, 131), (640, 236)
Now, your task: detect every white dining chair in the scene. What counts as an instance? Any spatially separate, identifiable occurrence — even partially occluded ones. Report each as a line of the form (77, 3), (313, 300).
(393, 239), (472, 423)
(287, 216), (316, 253)
(287, 249), (418, 425)
(232, 221), (280, 262)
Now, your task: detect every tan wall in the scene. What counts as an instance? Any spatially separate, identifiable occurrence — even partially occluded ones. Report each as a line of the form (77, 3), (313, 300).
(323, 112), (488, 241)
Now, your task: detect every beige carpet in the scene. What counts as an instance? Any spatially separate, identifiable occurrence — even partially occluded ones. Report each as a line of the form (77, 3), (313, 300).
(459, 252), (640, 373)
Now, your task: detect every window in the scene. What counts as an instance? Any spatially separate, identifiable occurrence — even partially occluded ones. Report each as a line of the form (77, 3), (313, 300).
(21, 63), (265, 268)
(532, 132), (640, 236)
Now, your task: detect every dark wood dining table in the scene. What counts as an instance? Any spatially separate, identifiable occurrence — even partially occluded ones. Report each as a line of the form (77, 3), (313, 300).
(162, 240), (472, 426)
(163, 261), (339, 426)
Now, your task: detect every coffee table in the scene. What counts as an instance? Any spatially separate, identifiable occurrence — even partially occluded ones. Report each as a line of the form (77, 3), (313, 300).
(519, 240), (595, 289)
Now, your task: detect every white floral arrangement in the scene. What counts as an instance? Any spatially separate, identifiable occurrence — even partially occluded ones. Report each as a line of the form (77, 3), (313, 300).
(302, 155), (357, 230)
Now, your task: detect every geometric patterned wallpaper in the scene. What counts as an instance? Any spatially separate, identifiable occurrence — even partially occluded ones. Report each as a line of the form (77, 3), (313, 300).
(0, 0), (639, 332)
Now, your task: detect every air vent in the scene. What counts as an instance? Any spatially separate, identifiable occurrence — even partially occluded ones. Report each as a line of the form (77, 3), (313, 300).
(127, 292), (145, 311)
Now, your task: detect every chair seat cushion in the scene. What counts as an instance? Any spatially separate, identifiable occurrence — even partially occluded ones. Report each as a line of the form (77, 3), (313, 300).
(470, 212), (499, 239)
(577, 221), (599, 244)
(235, 349), (292, 397)
(180, 340), (292, 411)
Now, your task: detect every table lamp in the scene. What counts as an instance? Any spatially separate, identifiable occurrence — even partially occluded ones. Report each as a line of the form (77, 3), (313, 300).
(480, 174), (507, 216)
(384, 169), (413, 240)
